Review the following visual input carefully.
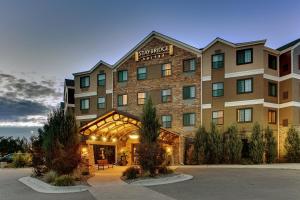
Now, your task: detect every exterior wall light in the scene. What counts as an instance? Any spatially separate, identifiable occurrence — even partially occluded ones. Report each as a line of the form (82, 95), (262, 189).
(102, 136), (107, 142)
(112, 138), (117, 142)
(166, 147), (172, 154)
(90, 135), (96, 141)
(129, 134), (139, 139)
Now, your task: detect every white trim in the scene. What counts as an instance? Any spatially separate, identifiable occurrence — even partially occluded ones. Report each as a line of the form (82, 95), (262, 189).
(202, 76), (211, 81)
(74, 92), (97, 98)
(106, 89), (113, 94)
(76, 115), (97, 120)
(263, 74), (279, 81)
(279, 73), (300, 81)
(225, 69), (264, 78)
(225, 99), (264, 107)
(67, 104), (75, 107)
(202, 104), (212, 109)
(200, 56), (203, 126)
(279, 101), (300, 108)
(263, 102), (279, 108)
(264, 47), (280, 55)
(73, 60), (112, 76)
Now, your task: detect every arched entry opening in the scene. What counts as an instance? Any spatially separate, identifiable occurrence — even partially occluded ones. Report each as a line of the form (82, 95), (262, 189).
(79, 110), (181, 173)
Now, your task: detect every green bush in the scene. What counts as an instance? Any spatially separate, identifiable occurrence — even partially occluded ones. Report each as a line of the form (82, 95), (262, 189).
(44, 170), (58, 183)
(123, 166), (140, 180)
(249, 123), (264, 164)
(285, 127), (300, 162)
(223, 125), (243, 164)
(193, 126), (207, 164)
(54, 175), (75, 186)
(12, 152), (32, 168)
(206, 123), (223, 164)
(264, 127), (277, 163)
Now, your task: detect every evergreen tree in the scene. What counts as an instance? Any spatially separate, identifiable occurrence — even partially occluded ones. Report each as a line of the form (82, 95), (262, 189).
(193, 126), (207, 164)
(206, 123), (223, 164)
(223, 124), (243, 164)
(249, 123), (264, 164)
(285, 127), (300, 162)
(264, 126), (277, 163)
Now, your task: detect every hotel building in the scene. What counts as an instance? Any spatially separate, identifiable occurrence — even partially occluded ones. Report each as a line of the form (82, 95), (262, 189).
(63, 32), (300, 170)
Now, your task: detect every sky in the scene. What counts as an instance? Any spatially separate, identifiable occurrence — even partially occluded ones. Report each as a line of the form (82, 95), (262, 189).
(0, 0), (299, 138)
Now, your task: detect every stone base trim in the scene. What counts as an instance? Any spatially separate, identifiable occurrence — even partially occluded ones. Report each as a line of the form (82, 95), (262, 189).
(19, 176), (89, 193)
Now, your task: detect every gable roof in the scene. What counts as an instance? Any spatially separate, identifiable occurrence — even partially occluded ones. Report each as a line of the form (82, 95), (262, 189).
(277, 38), (300, 51)
(73, 60), (112, 76)
(202, 37), (266, 52)
(113, 31), (202, 69)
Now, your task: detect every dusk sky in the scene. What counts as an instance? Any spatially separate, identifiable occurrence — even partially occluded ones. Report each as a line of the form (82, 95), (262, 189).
(0, 0), (299, 137)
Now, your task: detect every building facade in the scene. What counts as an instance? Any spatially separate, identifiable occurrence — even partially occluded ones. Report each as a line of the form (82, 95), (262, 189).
(63, 31), (300, 167)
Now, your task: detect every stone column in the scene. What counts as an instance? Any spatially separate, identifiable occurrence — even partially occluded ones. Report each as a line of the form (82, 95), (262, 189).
(88, 144), (95, 174)
(178, 136), (185, 165)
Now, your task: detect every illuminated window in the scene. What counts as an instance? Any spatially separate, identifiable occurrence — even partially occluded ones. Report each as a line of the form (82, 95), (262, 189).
(161, 63), (172, 77)
(268, 110), (276, 124)
(117, 94), (127, 106)
(137, 92), (147, 105)
(212, 111), (224, 125)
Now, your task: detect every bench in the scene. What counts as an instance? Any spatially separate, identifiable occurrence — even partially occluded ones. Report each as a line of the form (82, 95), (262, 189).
(97, 159), (113, 170)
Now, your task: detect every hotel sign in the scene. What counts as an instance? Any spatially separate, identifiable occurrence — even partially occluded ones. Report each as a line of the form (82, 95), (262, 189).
(135, 45), (173, 61)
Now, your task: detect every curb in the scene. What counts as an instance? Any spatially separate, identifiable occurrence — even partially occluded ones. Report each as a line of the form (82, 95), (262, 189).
(19, 176), (90, 193)
(179, 164), (300, 170)
(130, 174), (193, 186)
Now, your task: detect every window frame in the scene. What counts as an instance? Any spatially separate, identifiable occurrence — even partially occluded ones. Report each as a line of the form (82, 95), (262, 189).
(268, 54), (277, 70)
(117, 94), (128, 107)
(236, 48), (253, 65)
(161, 63), (172, 77)
(237, 108), (253, 123)
(80, 98), (90, 110)
(212, 53), (224, 69)
(97, 96), (106, 109)
(137, 92), (147, 105)
(212, 82), (224, 97)
(212, 110), (224, 125)
(268, 110), (277, 124)
(183, 113), (196, 126)
(183, 85), (196, 99)
(80, 76), (90, 88)
(97, 73), (106, 86)
(161, 89), (172, 103)
(161, 115), (172, 128)
(183, 58), (196, 72)
(117, 70), (128, 82)
(268, 82), (277, 97)
(137, 66), (147, 80)
(237, 78), (253, 94)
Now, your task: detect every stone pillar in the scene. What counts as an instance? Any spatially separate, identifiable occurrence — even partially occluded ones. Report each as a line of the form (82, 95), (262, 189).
(88, 144), (95, 174)
(178, 136), (185, 165)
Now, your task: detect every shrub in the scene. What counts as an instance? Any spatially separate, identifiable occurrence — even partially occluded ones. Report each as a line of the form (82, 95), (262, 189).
(193, 126), (207, 164)
(206, 123), (223, 164)
(12, 152), (32, 168)
(158, 166), (174, 174)
(30, 132), (45, 176)
(249, 123), (264, 164)
(44, 170), (58, 183)
(285, 127), (300, 162)
(223, 125), (243, 164)
(264, 127), (277, 163)
(54, 175), (75, 186)
(123, 166), (140, 180)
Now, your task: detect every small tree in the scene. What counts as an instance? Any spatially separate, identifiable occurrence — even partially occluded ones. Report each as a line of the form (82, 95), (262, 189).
(223, 124), (243, 164)
(206, 123), (223, 164)
(137, 98), (165, 175)
(249, 123), (264, 164)
(30, 129), (45, 176)
(264, 127), (277, 163)
(193, 126), (207, 164)
(285, 127), (300, 162)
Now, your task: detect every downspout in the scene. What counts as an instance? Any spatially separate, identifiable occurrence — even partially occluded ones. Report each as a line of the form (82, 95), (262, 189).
(277, 55), (280, 160)
(200, 53), (203, 126)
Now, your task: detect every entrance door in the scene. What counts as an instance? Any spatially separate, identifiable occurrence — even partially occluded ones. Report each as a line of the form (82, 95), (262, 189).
(93, 145), (116, 164)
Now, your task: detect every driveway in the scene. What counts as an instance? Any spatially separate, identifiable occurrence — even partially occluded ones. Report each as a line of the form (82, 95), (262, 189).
(0, 168), (95, 200)
(148, 167), (300, 200)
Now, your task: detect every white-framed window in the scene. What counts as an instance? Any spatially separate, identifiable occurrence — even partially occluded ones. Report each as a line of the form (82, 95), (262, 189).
(80, 99), (89, 110)
(118, 94), (128, 106)
(237, 108), (252, 123)
(137, 92), (147, 105)
(212, 111), (224, 125)
(98, 97), (105, 109)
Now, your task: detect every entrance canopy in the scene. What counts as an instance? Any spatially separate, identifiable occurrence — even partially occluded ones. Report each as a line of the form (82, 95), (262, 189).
(79, 109), (180, 145)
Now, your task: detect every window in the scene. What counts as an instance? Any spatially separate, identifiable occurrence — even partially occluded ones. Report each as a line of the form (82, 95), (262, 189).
(183, 113), (196, 126)
(98, 73), (106, 86)
(268, 55), (277, 70)
(117, 94), (127, 106)
(212, 53), (224, 69)
(80, 99), (89, 110)
(237, 108), (252, 123)
(137, 67), (147, 80)
(80, 76), (90, 88)
(212, 82), (224, 97)
(237, 78), (253, 94)
(137, 92), (147, 105)
(268, 110), (276, 124)
(118, 70), (128, 82)
(162, 115), (172, 128)
(212, 111), (224, 125)
(183, 58), (196, 72)
(98, 97), (105, 109)
(183, 86), (196, 99)
(161, 63), (172, 77)
(161, 89), (172, 103)
(237, 48), (253, 65)
(268, 82), (277, 97)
